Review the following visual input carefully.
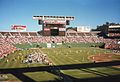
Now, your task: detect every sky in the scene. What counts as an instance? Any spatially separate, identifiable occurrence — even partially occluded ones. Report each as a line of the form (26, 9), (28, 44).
(0, 0), (120, 31)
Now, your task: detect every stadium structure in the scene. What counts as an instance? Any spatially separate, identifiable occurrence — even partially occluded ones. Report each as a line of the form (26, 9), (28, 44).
(0, 16), (120, 57)
(33, 16), (74, 36)
(107, 25), (120, 38)
(0, 16), (120, 82)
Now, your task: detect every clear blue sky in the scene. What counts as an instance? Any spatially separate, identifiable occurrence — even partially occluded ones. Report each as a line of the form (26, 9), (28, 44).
(0, 0), (120, 31)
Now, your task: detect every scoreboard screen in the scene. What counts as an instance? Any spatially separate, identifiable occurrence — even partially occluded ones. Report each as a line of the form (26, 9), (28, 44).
(44, 20), (66, 24)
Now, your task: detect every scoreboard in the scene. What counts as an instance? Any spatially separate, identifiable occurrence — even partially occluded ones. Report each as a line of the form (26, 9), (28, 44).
(33, 16), (75, 36)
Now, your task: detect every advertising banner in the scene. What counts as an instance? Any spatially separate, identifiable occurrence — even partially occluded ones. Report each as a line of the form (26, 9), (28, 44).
(11, 25), (26, 31)
(59, 28), (66, 31)
(44, 28), (50, 31)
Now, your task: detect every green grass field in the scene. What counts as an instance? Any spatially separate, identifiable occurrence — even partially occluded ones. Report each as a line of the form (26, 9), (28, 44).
(0, 43), (120, 82)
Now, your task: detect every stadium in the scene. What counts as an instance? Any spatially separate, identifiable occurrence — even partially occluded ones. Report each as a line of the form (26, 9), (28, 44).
(0, 16), (120, 82)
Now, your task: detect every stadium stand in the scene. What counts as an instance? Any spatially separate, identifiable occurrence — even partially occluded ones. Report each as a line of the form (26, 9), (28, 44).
(0, 31), (120, 58)
(0, 37), (16, 58)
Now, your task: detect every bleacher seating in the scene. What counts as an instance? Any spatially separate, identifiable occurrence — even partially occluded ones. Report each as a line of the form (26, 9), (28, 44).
(0, 31), (119, 58)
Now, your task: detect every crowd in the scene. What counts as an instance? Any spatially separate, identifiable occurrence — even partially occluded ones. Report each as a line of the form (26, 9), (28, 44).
(0, 37), (16, 58)
(0, 32), (120, 58)
(104, 39), (120, 53)
(108, 33), (120, 37)
(0, 36), (105, 44)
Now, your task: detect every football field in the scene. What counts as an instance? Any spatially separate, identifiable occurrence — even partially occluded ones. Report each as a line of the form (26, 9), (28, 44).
(0, 43), (120, 82)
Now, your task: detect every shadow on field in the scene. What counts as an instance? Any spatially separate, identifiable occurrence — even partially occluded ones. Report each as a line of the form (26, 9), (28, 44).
(0, 61), (120, 82)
